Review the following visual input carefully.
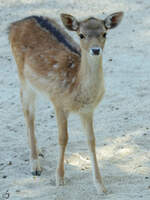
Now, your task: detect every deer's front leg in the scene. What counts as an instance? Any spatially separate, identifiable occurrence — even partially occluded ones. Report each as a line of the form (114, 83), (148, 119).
(80, 113), (107, 194)
(55, 108), (68, 186)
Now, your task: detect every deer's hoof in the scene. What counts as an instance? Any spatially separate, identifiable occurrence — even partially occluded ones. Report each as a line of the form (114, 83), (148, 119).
(56, 176), (64, 186)
(39, 152), (44, 158)
(94, 181), (107, 194)
(30, 159), (42, 176)
(32, 170), (42, 176)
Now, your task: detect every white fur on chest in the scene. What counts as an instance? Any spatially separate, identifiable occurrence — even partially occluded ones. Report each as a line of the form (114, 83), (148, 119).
(74, 54), (105, 113)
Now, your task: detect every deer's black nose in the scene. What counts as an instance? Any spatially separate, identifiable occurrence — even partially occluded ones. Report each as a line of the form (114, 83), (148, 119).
(91, 48), (101, 55)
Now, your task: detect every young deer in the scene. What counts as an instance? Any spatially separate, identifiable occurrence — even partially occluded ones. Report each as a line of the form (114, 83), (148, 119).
(9, 12), (123, 193)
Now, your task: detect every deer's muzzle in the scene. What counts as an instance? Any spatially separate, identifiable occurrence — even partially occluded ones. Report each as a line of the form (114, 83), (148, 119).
(90, 47), (102, 56)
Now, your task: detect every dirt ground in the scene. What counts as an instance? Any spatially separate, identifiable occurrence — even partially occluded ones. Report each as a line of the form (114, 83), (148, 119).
(0, 0), (150, 199)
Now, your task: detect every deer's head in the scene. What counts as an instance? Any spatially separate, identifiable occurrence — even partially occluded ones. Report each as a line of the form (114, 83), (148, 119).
(61, 12), (123, 57)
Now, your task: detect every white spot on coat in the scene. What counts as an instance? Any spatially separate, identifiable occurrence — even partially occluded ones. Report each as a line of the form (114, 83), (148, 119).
(53, 63), (59, 69)
(62, 79), (67, 87)
(70, 63), (75, 68)
(72, 77), (76, 83)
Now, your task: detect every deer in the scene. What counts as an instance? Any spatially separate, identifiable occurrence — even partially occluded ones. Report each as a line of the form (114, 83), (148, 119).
(8, 11), (123, 193)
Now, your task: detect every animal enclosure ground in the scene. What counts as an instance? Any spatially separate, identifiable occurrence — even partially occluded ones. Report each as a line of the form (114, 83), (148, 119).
(0, 0), (150, 199)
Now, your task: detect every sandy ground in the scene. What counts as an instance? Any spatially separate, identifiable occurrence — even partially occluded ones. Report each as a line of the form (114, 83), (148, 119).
(0, 0), (150, 199)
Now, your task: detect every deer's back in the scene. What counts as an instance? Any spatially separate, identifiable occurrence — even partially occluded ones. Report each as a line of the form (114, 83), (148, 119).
(9, 16), (81, 106)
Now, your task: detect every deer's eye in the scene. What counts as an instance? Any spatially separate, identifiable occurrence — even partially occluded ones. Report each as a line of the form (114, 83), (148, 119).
(103, 32), (107, 38)
(79, 33), (85, 39)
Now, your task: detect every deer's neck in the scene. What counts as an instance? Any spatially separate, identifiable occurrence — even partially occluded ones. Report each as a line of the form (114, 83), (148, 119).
(78, 49), (104, 86)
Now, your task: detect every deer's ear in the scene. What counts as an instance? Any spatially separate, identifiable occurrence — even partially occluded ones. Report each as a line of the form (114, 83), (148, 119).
(60, 14), (79, 31)
(104, 12), (124, 29)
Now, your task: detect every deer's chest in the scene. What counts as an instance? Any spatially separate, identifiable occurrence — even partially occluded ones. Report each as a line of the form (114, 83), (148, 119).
(74, 77), (105, 112)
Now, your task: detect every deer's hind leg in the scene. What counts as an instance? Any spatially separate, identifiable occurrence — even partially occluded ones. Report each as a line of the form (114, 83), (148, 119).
(20, 84), (41, 176)
(11, 47), (42, 175)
